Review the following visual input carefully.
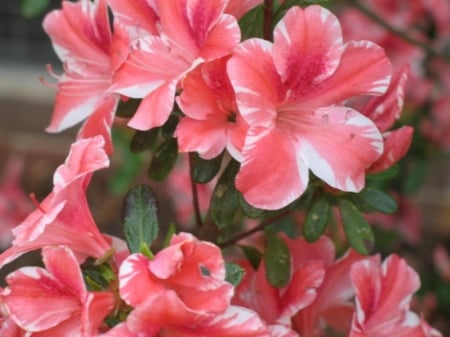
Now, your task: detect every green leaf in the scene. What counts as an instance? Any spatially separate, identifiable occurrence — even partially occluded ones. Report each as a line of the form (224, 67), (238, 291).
(21, 0), (50, 18)
(303, 195), (330, 242)
(338, 198), (374, 255)
(239, 245), (263, 270)
(130, 129), (160, 153)
(264, 234), (291, 288)
(162, 223), (177, 248)
(239, 5), (264, 40)
(115, 98), (141, 118)
(352, 187), (398, 214)
(402, 159), (427, 195)
(225, 262), (245, 287)
(148, 138), (178, 181)
(210, 160), (240, 228)
(367, 164), (399, 181)
(161, 114), (179, 139)
(122, 185), (160, 257)
(239, 193), (264, 219)
(192, 152), (224, 184)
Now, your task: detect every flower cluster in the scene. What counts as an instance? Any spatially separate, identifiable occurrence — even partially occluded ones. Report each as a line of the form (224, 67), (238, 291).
(0, 0), (446, 336)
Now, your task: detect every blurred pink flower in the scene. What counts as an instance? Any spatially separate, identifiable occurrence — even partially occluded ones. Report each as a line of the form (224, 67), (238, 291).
(348, 254), (442, 337)
(43, 0), (128, 153)
(228, 5), (391, 209)
(1, 246), (115, 336)
(0, 136), (112, 269)
(111, 0), (241, 131)
(0, 158), (32, 250)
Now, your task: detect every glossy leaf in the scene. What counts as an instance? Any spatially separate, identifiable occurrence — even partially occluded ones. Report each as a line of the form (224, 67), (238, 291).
(239, 4), (264, 40)
(338, 198), (374, 255)
(225, 262), (245, 286)
(351, 187), (398, 214)
(264, 234), (291, 288)
(122, 185), (159, 257)
(148, 138), (178, 181)
(303, 195), (330, 242)
(130, 129), (160, 153)
(239, 245), (263, 270)
(192, 152), (224, 184)
(210, 160), (240, 228)
(239, 193), (265, 219)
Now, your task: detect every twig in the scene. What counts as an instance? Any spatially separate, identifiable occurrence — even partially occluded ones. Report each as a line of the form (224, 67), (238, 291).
(219, 210), (291, 248)
(263, 0), (274, 41)
(188, 153), (204, 227)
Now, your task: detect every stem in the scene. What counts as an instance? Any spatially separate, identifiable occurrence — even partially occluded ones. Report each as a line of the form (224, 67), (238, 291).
(219, 210), (291, 248)
(348, 0), (450, 62)
(189, 153), (204, 227)
(263, 0), (274, 41)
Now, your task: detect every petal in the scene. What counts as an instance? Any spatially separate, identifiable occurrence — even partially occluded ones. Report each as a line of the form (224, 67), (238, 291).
(280, 261), (325, 319)
(298, 107), (383, 192)
(82, 291), (116, 336)
(128, 80), (178, 130)
(228, 39), (281, 127)
(363, 64), (409, 131)
(42, 246), (86, 301)
(77, 96), (119, 155)
(350, 254), (420, 328)
(198, 14), (241, 61)
(46, 77), (111, 132)
(302, 41), (392, 108)
(4, 267), (80, 331)
(43, 0), (111, 75)
(119, 253), (164, 307)
(157, 0), (230, 60)
(175, 117), (228, 159)
(53, 136), (109, 192)
(108, 0), (160, 38)
(273, 6), (343, 96)
(367, 126), (413, 174)
(236, 127), (308, 210)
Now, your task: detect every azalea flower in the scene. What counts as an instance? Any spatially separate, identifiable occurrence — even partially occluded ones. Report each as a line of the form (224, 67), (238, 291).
(176, 57), (248, 160)
(348, 254), (443, 337)
(0, 136), (112, 269)
(43, 0), (128, 153)
(111, 0), (241, 130)
(1, 246), (115, 336)
(119, 232), (269, 337)
(290, 237), (364, 337)
(227, 5), (391, 210)
(225, 0), (263, 19)
(233, 235), (327, 337)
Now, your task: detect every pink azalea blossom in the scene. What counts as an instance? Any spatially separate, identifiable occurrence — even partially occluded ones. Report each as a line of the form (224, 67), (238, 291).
(111, 0), (241, 130)
(421, 97), (450, 150)
(233, 236), (326, 337)
(119, 232), (268, 337)
(0, 136), (112, 269)
(228, 5), (391, 210)
(348, 254), (443, 337)
(1, 245), (115, 336)
(272, 235), (363, 337)
(43, 0), (128, 153)
(176, 57), (248, 160)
